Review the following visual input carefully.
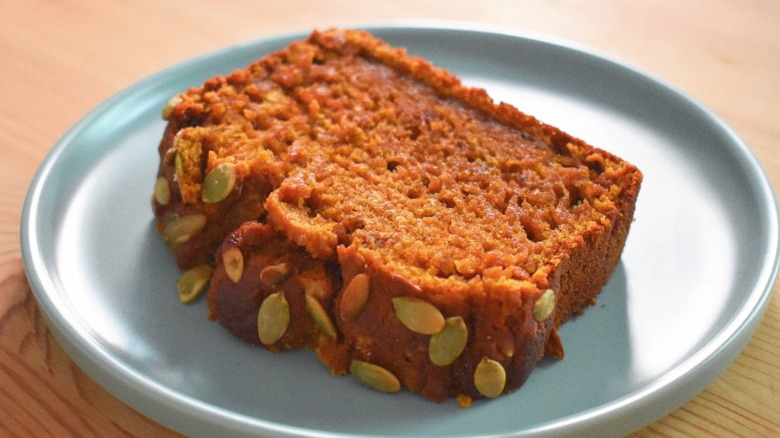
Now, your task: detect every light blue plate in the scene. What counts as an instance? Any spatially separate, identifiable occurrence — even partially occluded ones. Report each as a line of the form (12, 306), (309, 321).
(20, 24), (779, 437)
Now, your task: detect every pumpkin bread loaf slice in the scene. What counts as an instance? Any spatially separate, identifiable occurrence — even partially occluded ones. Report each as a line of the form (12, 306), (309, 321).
(153, 28), (642, 404)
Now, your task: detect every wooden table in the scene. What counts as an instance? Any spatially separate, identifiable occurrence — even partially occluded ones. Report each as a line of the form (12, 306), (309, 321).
(2, 1), (778, 436)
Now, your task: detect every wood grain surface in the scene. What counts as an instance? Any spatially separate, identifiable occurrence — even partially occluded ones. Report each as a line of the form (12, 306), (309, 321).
(1, 1), (778, 436)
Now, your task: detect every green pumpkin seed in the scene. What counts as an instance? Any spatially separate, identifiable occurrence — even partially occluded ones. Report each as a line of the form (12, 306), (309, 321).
(260, 263), (290, 287)
(257, 292), (290, 345)
(392, 296), (445, 335)
(429, 316), (468, 366)
(174, 151), (184, 182)
(177, 264), (213, 304)
(474, 357), (506, 398)
(533, 288), (555, 322)
(162, 213), (207, 246)
(222, 246), (244, 283)
(153, 176), (171, 206)
(349, 360), (400, 393)
(163, 146), (177, 166)
(339, 273), (370, 321)
(201, 163), (236, 203)
(305, 294), (337, 339)
(162, 94), (183, 120)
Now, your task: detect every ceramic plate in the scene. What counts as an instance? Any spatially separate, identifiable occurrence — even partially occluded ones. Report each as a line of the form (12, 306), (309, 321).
(21, 24), (779, 437)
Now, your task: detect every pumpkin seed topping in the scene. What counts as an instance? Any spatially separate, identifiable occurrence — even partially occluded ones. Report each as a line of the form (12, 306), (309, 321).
(474, 357), (506, 398)
(349, 360), (401, 393)
(162, 213), (207, 246)
(201, 163), (236, 203)
(257, 292), (290, 345)
(429, 316), (468, 366)
(162, 94), (183, 120)
(533, 288), (556, 322)
(260, 263), (290, 287)
(339, 273), (370, 321)
(153, 176), (171, 205)
(222, 246), (244, 283)
(177, 264), (213, 304)
(305, 294), (337, 339)
(392, 296), (445, 335)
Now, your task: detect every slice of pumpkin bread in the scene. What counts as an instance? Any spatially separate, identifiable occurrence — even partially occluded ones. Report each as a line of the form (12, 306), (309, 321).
(152, 28), (642, 403)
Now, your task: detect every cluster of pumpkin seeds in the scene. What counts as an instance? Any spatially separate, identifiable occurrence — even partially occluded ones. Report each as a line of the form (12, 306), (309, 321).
(349, 289), (503, 398)
(335, 273), (403, 393)
(157, 94), (261, 335)
(352, 292), (510, 399)
(155, 98), (241, 256)
(175, 258), (553, 399)
(390, 296), (469, 367)
(256, 263), (292, 345)
(467, 288), (555, 398)
(256, 262), (342, 346)
(334, 274), (397, 393)
(386, 287), (556, 398)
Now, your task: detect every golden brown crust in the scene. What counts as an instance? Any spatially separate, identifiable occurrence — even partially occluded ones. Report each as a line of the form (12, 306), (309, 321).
(153, 28), (643, 403)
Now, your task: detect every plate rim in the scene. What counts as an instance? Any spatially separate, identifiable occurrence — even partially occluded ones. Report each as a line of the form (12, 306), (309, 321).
(20, 22), (780, 438)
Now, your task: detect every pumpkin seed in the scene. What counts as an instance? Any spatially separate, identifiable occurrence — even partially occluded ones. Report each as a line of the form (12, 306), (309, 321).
(305, 294), (337, 339)
(533, 288), (555, 322)
(392, 296), (445, 335)
(174, 151), (184, 182)
(474, 357), (506, 398)
(260, 263), (290, 287)
(222, 246), (244, 283)
(429, 316), (468, 366)
(257, 292), (290, 345)
(177, 264), (213, 304)
(162, 94), (183, 120)
(201, 163), (236, 203)
(349, 360), (400, 393)
(153, 176), (171, 206)
(339, 273), (370, 321)
(162, 213), (207, 246)
(163, 146), (177, 166)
